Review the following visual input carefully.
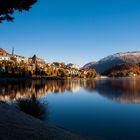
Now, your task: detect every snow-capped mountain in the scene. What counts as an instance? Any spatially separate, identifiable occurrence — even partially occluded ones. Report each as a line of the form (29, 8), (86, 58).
(84, 51), (140, 73)
(84, 61), (96, 68)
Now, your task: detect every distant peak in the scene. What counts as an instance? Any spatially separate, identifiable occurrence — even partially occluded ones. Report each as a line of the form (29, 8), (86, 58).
(84, 51), (140, 73)
(115, 51), (140, 55)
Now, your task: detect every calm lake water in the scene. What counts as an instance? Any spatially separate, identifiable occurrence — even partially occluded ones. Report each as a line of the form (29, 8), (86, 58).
(1, 78), (140, 140)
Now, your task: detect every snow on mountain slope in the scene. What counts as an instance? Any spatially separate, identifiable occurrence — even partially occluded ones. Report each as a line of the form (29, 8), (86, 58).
(84, 51), (140, 73)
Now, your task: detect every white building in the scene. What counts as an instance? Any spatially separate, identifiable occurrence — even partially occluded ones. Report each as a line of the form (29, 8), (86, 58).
(14, 55), (28, 63)
(67, 63), (80, 70)
(0, 48), (11, 61)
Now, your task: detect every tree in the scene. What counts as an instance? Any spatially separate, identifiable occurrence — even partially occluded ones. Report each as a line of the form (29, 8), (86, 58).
(0, 0), (37, 22)
(57, 68), (68, 77)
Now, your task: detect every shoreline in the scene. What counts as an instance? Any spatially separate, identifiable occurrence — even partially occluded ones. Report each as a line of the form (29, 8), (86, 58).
(0, 76), (139, 83)
(0, 76), (97, 83)
(0, 102), (93, 140)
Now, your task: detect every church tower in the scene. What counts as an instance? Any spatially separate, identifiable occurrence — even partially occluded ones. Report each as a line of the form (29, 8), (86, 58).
(12, 48), (14, 56)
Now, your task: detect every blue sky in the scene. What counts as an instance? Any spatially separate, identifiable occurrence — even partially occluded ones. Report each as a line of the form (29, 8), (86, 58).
(0, 0), (140, 66)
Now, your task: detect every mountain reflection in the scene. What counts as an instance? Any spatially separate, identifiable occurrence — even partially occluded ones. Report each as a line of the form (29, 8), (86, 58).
(0, 79), (140, 103)
(94, 79), (140, 103)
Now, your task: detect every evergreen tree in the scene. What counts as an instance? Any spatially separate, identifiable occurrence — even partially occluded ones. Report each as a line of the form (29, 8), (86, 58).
(0, 0), (37, 22)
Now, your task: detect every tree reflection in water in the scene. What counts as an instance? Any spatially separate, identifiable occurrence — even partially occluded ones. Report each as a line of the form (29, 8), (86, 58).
(16, 94), (47, 120)
(93, 79), (140, 103)
(0, 79), (140, 103)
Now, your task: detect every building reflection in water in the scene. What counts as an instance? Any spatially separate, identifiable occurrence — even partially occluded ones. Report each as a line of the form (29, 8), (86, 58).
(0, 79), (140, 103)
(0, 80), (81, 102)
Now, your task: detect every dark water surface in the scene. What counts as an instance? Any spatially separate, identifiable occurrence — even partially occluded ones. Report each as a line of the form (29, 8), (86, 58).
(1, 78), (140, 140)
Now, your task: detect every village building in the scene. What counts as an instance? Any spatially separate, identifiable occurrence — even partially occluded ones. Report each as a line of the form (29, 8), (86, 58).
(28, 55), (46, 67)
(0, 48), (28, 63)
(10, 48), (28, 63)
(66, 63), (80, 70)
(13, 55), (28, 63)
(128, 72), (136, 77)
(0, 48), (11, 61)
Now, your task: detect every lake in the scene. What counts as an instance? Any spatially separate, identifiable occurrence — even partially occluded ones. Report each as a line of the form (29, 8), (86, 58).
(1, 78), (140, 140)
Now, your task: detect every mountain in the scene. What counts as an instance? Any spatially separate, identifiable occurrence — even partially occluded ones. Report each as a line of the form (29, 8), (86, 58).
(84, 61), (96, 68)
(84, 51), (140, 73)
(103, 63), (140, 77)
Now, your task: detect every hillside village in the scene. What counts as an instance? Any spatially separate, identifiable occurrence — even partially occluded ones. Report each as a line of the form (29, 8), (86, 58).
(0, 48), (97, 79)
(1, 48), (140, 78)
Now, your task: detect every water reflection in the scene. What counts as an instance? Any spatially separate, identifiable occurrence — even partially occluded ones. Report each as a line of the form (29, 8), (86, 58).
(0, 79), (140, 103)
(16, 94), (47, 120)
(94, 79), (140, 103)
(0, 80), (81, 102)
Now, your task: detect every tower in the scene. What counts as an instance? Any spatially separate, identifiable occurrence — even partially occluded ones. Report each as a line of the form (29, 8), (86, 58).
(12, 48), (14, 56)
